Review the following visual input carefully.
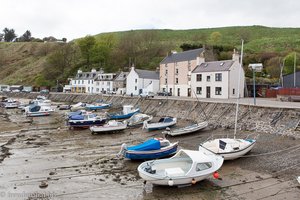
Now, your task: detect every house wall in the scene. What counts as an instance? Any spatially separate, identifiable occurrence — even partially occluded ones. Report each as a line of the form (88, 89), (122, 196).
(229, 62), (245, 98)
(191, 71), (230, 99)
(126, 68), (139, 95)
(159, 56), (203, 96)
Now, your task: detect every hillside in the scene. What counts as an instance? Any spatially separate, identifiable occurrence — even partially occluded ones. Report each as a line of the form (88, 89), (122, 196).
(0, 26), (299, 87)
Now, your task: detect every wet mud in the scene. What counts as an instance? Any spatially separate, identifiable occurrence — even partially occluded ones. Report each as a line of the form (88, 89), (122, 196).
(0, 103), (299, 200)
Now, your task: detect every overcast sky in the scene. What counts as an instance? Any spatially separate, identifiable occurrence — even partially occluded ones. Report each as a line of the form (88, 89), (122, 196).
(1, 0), (299, 41)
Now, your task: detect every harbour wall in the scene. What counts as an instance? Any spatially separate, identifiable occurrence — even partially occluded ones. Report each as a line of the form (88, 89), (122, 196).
(5, 92), (300, 138)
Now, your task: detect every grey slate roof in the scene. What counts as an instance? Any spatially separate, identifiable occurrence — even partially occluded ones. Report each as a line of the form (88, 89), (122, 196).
(73, 72), (99, 80)
(114, 72), (129, 81)
(160, 48), (204, 64)
(135, 69), (159, 80)
(192, 60), (234, 73)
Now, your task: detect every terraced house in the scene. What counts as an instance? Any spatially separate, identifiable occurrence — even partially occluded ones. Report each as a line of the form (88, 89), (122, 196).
(159, 48), (205, 97)
(191, 50), (244, 99)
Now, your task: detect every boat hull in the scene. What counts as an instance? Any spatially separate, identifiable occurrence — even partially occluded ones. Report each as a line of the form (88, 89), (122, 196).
(165, 122), (208, 136)
(90, 124), (127, 133)
(108, 109), (140, 120)
(68, 119), (106, 128)
(220, 140), (256, 160)
(124, 143), (178, 160)
(146, 122), (176, 131)
(26, 112), (50, 117)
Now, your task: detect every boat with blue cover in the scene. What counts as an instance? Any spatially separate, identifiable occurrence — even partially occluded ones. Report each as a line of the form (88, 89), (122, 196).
(107, 105), (140, 120)
(68, 113), (107, 128)
(117, 138), (178, 160)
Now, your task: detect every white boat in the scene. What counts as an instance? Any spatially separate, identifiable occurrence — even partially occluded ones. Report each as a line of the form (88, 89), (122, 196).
(70, 102), (86, 111)
(90, 120), (127, 133)
(200, 138), (256, 160)
(137, 146), (224, 186)
(143, 117), (177, 131)
(125, 113), (153, 127)
(25, 105), (55, 117)
(163, 121), (208, 136)
(199, 40), (257, 160)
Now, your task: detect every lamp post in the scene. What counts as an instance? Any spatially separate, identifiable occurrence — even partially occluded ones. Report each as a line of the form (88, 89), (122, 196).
(248, 63), (263, 105)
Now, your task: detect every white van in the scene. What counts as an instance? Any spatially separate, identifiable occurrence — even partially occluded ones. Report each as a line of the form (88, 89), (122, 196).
(140, 92), (155, 98)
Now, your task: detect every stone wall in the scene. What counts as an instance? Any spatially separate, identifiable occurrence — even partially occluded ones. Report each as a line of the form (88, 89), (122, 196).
(5, 92), (300, 138)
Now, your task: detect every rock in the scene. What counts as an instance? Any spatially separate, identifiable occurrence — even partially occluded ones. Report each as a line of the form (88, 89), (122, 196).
(49, 171), (56, 175)
(39, 181), (48, 188)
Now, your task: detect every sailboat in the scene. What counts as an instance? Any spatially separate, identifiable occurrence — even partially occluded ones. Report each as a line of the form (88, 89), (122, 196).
(199, 40), (256, 160)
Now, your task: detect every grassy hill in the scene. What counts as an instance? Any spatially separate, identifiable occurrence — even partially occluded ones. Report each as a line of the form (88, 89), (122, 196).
(0, 26), (299, 86)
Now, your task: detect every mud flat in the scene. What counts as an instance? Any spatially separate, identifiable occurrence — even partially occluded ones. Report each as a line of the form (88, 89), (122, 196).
(0, 104), (299, 199)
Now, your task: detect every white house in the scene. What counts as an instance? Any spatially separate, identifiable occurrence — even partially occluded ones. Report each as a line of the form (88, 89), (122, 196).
(191, 51), (244, 99)
(94, 72), (116, 94)
(126, 66), (159, 95)
(70, 68), (116, 94)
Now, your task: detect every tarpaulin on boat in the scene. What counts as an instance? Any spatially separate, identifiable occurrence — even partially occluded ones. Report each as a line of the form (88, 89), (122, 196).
(127, 139), (161, 151)
(68, 110), (82, 117)
(29, 105), (41, 112)
(69, 115), (84, 120)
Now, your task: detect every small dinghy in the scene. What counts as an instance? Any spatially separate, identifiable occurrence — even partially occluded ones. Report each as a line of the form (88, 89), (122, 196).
(107, 105), (140, 120)
(138, 146), (224, 186)
(90, 120), (127, 134)
(118, 138), (178, 160)
(85, 102), (111, 110)
(200, 138), (256, 160)
(163, 121), (208, 136)
(125, 113), (153, 127)
(25, 105), (54, 117)
(68, 113), (106, 128)
(143, 117), (177, 131)
(70, 102), (86, 111)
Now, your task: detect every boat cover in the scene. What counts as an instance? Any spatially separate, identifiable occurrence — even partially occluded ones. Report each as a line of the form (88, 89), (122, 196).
(69, 115), (84, 120)
(29, 105), (41, 112)
(68, 110), (82, 117)
(127, 139), (161, 151)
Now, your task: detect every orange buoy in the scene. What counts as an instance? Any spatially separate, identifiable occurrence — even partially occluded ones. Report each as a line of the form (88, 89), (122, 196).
(213, 171), (219, 179)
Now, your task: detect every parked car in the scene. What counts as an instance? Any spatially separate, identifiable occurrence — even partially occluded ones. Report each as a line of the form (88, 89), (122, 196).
(157, 91), (172, 96)
(40, 89), (49, 94)
(140, 92), (155, 98)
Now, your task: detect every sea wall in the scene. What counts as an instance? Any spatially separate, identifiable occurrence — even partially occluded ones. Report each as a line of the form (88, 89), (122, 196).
(5, 92), (300, 138)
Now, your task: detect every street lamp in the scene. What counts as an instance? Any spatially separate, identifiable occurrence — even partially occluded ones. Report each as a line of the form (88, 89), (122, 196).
(248, 63), (263, 105)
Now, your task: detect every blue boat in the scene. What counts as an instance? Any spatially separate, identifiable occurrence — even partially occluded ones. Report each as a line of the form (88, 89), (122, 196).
(107, 105), (140, 120)
(117, 138), (178, 160)
(68, 114), (107, 128)
(85, 103), (111, 110)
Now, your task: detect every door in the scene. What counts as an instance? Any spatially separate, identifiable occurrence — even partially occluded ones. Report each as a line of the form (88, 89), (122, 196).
(206, 86), (211, 98)
(188, 88), (191, 97)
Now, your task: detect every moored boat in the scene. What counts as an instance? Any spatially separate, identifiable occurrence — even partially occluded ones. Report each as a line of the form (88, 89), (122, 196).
(68, 113), (106, 128)
(107, 105), (140, 120)
(125, 113), (153, 127)
(137, 146), (224, 186)
(143, 117), (177, 131)
(163, 121), (208, 136)
(118, 138), (178, 160)
(85, 102), (111, 110)
(25, 105), (54, 117)
(90, 120), (127, 134)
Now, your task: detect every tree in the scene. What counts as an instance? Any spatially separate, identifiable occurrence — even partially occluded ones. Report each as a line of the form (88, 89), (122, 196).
(22, 30), (32, 41)
(3, 28), (17, 42)
(77, 35), (96, 68)
(283, 52), (300, 75)
(209, 31), (222, 44)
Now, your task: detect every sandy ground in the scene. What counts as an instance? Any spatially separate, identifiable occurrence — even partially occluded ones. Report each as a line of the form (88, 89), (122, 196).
(0, 104), (299, 200)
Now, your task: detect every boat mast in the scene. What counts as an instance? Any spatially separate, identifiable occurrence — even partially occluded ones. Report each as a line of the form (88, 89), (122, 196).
(234, 39), (244, 139)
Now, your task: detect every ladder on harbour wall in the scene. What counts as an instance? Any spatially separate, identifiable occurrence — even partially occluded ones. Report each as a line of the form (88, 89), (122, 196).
(295, 120), (300, 131)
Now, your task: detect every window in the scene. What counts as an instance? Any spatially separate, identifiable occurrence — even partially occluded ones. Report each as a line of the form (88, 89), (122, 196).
(233, 88), (235, 95)
(165, 64), (168, 68)
(188, 61), (191, 71)
(196, 74), (202, 82)
(196, 87), (202, 95)
(215, 73), (222, 81)
(165, 69), (168, 75)
(135, 86), (137, 90)
(196, 162), (212, 171)
(165, 78), (167, 84)
(88, 80), (90, 84)
(135, 79), (137, 83)
(176, 68), (179, 74)
(176, 78), (178, 84)
(207, 76), (211, 82)
(215, 87), (222, 95)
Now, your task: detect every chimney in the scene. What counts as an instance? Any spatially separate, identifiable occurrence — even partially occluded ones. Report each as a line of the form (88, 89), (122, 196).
(232, 49), (240, 62)
(196, 50), (205, 65)
(77, 69), (82, 74)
